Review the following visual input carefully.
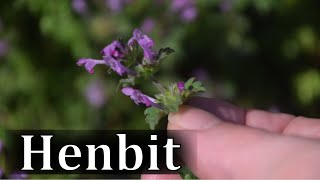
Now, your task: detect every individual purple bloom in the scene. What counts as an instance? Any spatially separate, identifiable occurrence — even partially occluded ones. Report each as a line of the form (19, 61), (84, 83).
(77, 57), (134, 76)
(0, 40), (8, 57)
(170, 0), (197, 22)
(106, 0), (132, 13)
(100, 40), (125, 59)
(85, 79), (106, 108)
(76, 58), (106, 74)
(141, 18), (155, 34)
(177, 81), (185, 92)
(122, 87), (158, 107)
(72, 0), (88, 15)
(104, 56), (134, 76)
(181, 6), (197, 22)
(129, 29), (156, 62)
(0, 168), (3, 178)
(171, 0), (188, 12)
(106, 0), (123, 12)
(8, 171), (28, 179)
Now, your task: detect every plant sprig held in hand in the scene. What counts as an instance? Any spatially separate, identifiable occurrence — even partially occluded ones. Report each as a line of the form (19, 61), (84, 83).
(76, 29), (205, 130)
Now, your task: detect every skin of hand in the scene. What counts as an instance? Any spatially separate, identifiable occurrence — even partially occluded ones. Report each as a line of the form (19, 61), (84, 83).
(141, 97), (320, 179)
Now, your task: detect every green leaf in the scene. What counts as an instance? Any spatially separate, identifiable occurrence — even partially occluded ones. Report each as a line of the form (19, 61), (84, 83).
(185, 77), (196, 89)
(192, 81), (202, 88)
(192, 81), (206, 92)
(156, 47), (175, 61)
(155, 83), (183, 112)
(179, 166), (199, 179)
(144, 107), (166, 130)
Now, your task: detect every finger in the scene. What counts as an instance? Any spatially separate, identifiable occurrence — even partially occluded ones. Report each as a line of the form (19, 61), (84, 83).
(246, 110), (320, 139)
(245, 109), (294, 133)
(186, 97), (291, 134)
(188, 97), (320, 139)
(141, 174), (182, 180)
(186, 97), (246, 124)
(168, 106), (320, 179)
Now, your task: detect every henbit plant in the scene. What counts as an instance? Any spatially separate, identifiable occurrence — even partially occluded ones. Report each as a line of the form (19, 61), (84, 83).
(76, 28), (204, 179)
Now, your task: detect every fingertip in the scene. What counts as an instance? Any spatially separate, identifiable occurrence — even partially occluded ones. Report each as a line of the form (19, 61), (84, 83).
(168, 105), (222, 130)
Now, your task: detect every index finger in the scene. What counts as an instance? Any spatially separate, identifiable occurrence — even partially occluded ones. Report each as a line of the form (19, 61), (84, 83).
(187, 97), (320, 139)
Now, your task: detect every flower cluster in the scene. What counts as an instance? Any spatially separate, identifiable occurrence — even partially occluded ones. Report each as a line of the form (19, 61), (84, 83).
(77, 28), (205, 129)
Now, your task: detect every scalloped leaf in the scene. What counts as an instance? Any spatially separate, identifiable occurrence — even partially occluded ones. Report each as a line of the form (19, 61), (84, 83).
(144, 107), (166, 130)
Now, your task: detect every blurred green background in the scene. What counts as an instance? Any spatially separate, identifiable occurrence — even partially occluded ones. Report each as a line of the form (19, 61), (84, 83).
(0, 0), (320, 178)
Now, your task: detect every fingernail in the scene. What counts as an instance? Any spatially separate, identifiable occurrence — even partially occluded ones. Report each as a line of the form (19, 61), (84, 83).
(168, 106), (220, 130)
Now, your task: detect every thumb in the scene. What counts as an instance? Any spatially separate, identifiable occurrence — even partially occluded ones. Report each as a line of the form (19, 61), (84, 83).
(167, 105), (233, 178)
(168, 106), (320, 179)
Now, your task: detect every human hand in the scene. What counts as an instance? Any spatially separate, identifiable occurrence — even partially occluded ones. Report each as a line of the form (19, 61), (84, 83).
(142, 97), (320, 179)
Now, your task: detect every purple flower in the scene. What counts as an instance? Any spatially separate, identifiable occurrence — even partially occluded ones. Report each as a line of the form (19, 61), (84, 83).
(104, 56), (134, 76)
(122, 87), (158, 107)
(76, 58), (106, 74)
(77, 57), (133, 76)
(106, 0), (131, 13)
(85, 79), (106, 108)
(0, 168), (3, 178)
(141, 18), (155, 34)
(171, 0), (187, 12)
(72, 0), (88, 15)
(106, 0), (122, 12)
(181, 6), (197, 22)
(170, 0), (197, 22)
(8, 171), (28, 179)
(101, 41), (125, 59)
(177, 81), (185, 92)
(128, 29), (155, 62)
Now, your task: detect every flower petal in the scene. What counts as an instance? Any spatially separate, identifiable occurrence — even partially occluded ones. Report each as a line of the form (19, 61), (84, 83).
(76, 58), (106, 74)
(133, 29), (154, 48)
(130, 29), (156, 62)
(101, 41), (125, 58)
(121, 87), (158, 107)
(177, 81), (185, 92)
(128, 37), (136, 46)
(121, 87), (135, 96)
(104, 56), (135, 76)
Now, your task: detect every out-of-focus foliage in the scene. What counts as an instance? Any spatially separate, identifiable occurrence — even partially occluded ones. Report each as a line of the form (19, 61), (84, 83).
(0, 0), (320, 178)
